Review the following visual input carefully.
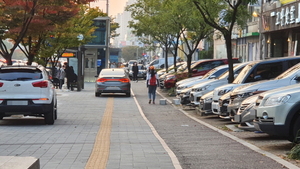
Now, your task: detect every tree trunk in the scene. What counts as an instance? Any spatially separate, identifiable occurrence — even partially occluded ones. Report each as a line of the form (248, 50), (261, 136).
(187, 53), (193, 77)
(224, 33), (234, 83)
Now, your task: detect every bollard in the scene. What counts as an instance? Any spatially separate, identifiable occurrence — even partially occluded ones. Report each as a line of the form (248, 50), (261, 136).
(159, 99), (166, 105)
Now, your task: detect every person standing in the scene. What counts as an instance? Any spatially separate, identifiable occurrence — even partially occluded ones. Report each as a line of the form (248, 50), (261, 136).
(146, 66), (159, 104)
(132, 62), (139, 82)
(55, 64), (66, 91)
(64, 63), (74, 91)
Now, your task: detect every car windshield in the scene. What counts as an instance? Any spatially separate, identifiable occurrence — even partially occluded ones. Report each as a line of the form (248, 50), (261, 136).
(0, 69), (42, 81)
(232, 64), (254, 84)
(100, 69), (125, 76)
(275, 63), (300, 80)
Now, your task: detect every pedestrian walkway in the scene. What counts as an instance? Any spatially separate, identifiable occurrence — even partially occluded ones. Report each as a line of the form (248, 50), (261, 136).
(130, 80), (299, 169)
(0, 81), (298, 169)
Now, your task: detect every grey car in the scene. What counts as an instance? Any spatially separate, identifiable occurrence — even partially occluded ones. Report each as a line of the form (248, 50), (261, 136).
(95, 68), (131, 97)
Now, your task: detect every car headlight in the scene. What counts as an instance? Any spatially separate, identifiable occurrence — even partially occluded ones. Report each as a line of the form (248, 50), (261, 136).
(218, 88), (232, 96)
(204, 97), (213, 102)
(263, 94), (291, 107)
(166, 75), (176, 81)
(193, 85), (210, 92)
(177, 86), (187, 90)
(236, 90), (258, 99)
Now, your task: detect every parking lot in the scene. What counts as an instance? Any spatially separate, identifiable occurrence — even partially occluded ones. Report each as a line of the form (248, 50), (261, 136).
(156, 85), (300, 168)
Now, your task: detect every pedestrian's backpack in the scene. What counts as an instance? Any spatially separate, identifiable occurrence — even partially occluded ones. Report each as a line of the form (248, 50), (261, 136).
(149, 75), (156, 86)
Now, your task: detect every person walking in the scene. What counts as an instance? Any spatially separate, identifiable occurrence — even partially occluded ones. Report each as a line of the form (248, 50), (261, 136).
(55, 64), (66, 91)
(146, 66), (159, 104)
(132, 62), (139, 82)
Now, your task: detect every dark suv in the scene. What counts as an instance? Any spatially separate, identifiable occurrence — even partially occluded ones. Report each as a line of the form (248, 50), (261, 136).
(163, 58), (239, 89)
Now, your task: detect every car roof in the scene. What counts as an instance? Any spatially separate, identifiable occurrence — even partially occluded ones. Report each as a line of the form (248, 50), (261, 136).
(247, 56), (300, 66)
(0, 65), (44, 71)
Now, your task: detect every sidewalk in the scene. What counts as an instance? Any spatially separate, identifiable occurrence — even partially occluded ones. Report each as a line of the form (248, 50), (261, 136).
(130, 81), (299, 169)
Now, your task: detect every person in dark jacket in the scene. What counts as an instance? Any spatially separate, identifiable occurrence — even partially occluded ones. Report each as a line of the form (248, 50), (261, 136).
(64, 63), (76, 91)
(132, 62), (139, 82)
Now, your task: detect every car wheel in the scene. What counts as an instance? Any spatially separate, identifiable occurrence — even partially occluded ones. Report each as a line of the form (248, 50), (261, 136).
(95, 92), (101, 97)
(291, 115), (300, 143)
(126, 91), (131, 97)
(0, 114), (4, 120)
(44, 101), (55, 125)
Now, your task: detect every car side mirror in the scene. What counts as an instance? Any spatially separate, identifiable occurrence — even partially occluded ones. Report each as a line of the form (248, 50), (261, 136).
(254, 75), (262, 81)
(295, 75), (300, 81)
(209, 75), (216, 79)
(192, 69), (197, 73)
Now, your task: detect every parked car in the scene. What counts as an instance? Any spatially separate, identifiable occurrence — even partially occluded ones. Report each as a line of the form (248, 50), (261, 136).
(211, 56), (300, 119)
(229, 62), (300, 121)
(176, 64), (230, 104)
(95, 68), (131, 97)
(197, 91), (214, 116)
(157, 62), (185, 77)
(194, 62), (251, 115)
(187, 62), (248, 107)
(159, 61), (194, 89)
(128, 64), (147, 80)
(233, 95), (258, 131)
(146, 57), (177, 69)
(163, 58), (239, 89)
(253, 83), (300, 143)
(0, 65), (57, 125)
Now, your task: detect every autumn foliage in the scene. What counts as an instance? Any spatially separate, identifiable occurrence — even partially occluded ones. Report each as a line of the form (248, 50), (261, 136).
(0, 0), (98, 65)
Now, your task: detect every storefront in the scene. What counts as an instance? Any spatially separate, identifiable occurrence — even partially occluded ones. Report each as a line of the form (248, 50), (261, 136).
(261, 0), (300, 59)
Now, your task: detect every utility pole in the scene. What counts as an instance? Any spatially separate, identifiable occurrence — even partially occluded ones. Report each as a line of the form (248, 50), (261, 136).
(106, 0), (109, 15)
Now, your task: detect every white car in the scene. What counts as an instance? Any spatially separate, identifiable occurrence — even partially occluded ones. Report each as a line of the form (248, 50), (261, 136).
(0, 65), (57, 125)
(253, 84), (300, 142)
(212, 57), (300, 119)
(188, 62), (249, 107)
(228, 62), (300, 120)
(176, 64), (229, 96)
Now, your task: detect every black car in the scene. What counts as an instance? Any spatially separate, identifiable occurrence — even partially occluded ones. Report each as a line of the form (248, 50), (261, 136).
(95, 68), (131, 97)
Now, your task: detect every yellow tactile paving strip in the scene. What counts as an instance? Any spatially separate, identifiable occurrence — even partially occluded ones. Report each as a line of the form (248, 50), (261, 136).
(85, 97), (113, 169)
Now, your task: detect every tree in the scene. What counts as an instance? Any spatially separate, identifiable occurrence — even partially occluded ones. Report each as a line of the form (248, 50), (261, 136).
(37, 5), (105, 67)
(191, 0), (255, 82)
(126, 0), (178, 72)
(164, 0), (213, 77)
(121, 46), (141, 61)
(126, 0), (213, 75)
(0, 0), (96, 65)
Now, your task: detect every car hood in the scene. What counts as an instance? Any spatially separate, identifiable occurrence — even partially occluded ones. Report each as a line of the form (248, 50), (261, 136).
(232, 78), (297, 94)
(177, 76), (202, 85)
(213, 82), (244, 92)
(178, 78), (210, 88)
(258, 83), (300, 99)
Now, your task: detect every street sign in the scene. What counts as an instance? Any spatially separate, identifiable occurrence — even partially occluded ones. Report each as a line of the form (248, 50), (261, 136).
(62, 53), (76, 57)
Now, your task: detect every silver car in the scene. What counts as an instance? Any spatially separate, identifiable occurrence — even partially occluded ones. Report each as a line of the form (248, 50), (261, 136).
(95, 68), (131, 97)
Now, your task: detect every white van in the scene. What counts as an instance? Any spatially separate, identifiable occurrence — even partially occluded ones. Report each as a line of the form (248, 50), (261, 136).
(147, 57), (176, 69)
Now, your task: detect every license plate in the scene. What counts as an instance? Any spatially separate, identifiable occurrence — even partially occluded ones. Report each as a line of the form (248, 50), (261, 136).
(106, 86), (119, 90)
(7, 100), (28, 105)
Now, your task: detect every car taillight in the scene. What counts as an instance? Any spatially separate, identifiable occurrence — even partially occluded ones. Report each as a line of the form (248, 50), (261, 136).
(32, 81), (48, 88)
(97, 78), (130, 83)
(119, 78), (130, 83)
(97, 78), (108, 82)
(0, 82), (3, 87)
